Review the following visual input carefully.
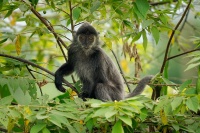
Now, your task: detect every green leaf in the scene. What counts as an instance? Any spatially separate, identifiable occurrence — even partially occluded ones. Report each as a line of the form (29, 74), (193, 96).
(13, 88), (31, 105)
(186, 96), (199, 113)
(172, 123), (179, 131)
(135, 0), (150, 18)
(42, 128), (51, 133)
(0, 96), (13, 105)
(30, 123), (46, 133)
(118, 116), (132, 127)
(123, 20), (134, 28)
(105, 109), (117, 119)
(48, 115), (62, 128)
(132, 32), (142, 42)
(112, 120), (124, 133)
(73, 7), (81, 20)
(185, 62), (200, 71)
(179, 80), (192, 92)
(0, 38), (8, 44)
(139, 108), (148, 121)
(142, 19), (154, 29)
(90, 1), (101, 13)
(151, 26), (160, 44)
(93, 107), (112, 117)
(197, 66), (200, 94)
(171, 97), (183, 111)
(142, 30), (147, 51)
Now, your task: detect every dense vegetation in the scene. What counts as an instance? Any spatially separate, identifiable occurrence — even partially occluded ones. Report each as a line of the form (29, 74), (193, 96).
(0, 0), (200, 132)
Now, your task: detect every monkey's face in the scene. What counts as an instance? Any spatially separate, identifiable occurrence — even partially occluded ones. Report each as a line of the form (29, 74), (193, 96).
(78, 34), (96, 50)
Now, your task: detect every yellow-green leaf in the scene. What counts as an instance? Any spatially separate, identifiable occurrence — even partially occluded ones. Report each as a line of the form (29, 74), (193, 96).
(15, 34), (21, 55)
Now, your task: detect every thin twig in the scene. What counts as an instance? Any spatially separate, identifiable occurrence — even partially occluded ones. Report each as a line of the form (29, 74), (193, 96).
(69, 1), (74, 32)
(26, 65), (43, 96)
(167, 48), (200, 61)
(160, 0), (192, 74)
(0, 53), (79, 94)
(110, 50), (131, 92)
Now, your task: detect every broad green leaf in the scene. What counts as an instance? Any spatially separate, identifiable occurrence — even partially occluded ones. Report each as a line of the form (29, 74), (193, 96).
(179, 80), (192, 92)
(93, 107), (112, 117)
(171, 97), (183, 111)
(142, 19), (154, 29)
(90, 1), (101, 13)
(132, 32), (142, 42)
(151, 26), (160, 44)
(160, 14), (168, 25)
(13, 88), (31, 105)
(19, 4), (29, 12)
(172, 123), (179, 131)
(139, 108), (148, 121)
(133, 3), (144, 20)
(0, 96), (13, 105)
(118, 116), (132, 127)
(42, 128), (50, 133)
(112, 120), (124, 133)
(73, 7), (81, 20)
(105, 109), (117, 119)
(48, 115), (62, 128)
(186, 96), (199, 113)
(142, 30), (147, 51)
(30, 123), (46, 133)
(135, 0), (150, 18)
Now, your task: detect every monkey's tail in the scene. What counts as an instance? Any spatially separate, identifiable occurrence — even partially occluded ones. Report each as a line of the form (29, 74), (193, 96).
(126, 75), (153, 98)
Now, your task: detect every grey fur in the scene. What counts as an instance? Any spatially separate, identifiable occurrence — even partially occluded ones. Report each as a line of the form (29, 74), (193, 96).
(54, 23), (152, 101)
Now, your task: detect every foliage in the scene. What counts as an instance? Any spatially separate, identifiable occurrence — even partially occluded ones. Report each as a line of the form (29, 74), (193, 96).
(0, 0), (200, 132)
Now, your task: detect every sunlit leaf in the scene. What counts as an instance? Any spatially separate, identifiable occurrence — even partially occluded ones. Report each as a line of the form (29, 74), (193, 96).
(171, 97), (183, 111)
(179, 80), (192, 92)
(112, 120), (124, 133)
(30, 123), (46, 133)
(90, 1), (101, 13)
(186, 96), (199, 113)
(73, 7), (81, 20)
(142, 30), (147, 51)
(135, 0), (150, 18)
(118, 116), (132, 127)
(151, 26), (160, 44)
(15, 34), (21, 55)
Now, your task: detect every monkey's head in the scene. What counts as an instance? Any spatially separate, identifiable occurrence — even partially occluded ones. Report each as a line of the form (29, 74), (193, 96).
(75, 23), (99, 50)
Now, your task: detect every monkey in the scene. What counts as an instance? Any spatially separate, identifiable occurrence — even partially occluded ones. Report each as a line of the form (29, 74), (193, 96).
(54, 23), (153, 101)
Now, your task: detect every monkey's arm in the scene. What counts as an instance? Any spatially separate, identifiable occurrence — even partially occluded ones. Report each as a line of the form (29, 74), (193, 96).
(55, 62), (74, 92)
(126, 76), (153, 98)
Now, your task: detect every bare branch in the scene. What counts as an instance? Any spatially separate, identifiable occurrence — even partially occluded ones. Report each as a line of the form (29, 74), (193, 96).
(160, 0), (192, 74)
(26, 65), (43, 96)
(110, 50), (131, 92)
(167, 48), (200, 61)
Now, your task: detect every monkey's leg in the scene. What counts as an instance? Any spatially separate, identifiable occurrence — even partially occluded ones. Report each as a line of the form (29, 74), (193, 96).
(95, 83), (124, 101)
(94, 83), (113, 101)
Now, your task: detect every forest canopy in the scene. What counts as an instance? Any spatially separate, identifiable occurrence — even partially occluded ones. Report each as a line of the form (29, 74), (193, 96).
(0, 0), (200, 132)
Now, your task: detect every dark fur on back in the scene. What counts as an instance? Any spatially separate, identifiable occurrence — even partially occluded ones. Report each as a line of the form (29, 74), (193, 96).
(54, 23), (152, 101)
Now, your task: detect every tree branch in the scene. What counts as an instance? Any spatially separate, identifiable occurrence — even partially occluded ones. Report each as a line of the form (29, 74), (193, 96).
(26, 65), (43, 96)
(110, 50), (131, 92)
(160, 0), (192, 74)
(167, 48), (200, 61)
(0, 53), (79, 94)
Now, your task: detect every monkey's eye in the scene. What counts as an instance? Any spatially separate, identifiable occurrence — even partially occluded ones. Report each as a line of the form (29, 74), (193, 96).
(88, 36), (94, 41)
(79, 35), (84, 40)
